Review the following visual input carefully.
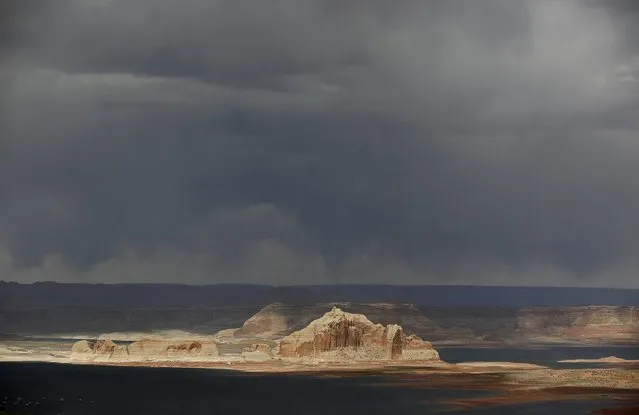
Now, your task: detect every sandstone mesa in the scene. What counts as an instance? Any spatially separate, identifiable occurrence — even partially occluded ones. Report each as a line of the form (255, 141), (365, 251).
(278, 307), (439, 362)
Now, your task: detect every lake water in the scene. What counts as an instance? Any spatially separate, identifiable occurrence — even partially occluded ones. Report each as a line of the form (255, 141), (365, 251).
(0, 346), (637, 415)
(438, 345), (639, 368)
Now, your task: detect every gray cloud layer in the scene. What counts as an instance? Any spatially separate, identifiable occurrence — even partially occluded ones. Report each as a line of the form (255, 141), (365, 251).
(1, 0), (638, 286)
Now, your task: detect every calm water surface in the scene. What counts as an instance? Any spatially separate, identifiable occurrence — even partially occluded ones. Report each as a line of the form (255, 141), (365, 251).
(438, 345), (639, 368)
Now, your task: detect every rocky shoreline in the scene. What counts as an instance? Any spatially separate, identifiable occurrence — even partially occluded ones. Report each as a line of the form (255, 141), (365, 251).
(67, 307), (442, 364)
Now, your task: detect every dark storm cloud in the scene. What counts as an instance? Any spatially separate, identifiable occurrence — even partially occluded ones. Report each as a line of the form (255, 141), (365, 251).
(1, 0), (638, 286)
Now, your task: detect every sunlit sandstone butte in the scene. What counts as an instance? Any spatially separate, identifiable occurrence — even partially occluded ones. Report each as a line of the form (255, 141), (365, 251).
(278, 307), (439, 361)
(70, 307), (439, 363)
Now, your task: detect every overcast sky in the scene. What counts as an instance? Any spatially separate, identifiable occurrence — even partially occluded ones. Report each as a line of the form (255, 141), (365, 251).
(1, 0), (638, 287)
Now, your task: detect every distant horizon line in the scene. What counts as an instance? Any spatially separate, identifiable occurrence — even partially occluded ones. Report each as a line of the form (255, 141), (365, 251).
(1, 280), (637, 290)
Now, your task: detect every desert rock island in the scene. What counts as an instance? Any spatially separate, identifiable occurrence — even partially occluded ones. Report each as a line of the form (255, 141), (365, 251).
(69, 307), (441, 365)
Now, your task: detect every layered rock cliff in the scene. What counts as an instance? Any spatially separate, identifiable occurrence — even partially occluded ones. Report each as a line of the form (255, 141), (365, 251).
(70, 339), (220, 361)
(277, 307), (439, 361)
(517, 306), (639, 343)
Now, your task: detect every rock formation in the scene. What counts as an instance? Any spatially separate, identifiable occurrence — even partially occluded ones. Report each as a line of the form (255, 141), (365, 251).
(234, 302), (438, 340)
(517, 306), (639, 344)
(277, 307), (439, 361)
(127, 339), (219, 360)
(70, 339), (219, 361)
(71, 340), (129, 360)
(401, 334), (441, 360)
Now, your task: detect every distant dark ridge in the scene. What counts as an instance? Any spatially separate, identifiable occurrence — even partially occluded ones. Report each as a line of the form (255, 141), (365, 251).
(1, 282), (637, 308)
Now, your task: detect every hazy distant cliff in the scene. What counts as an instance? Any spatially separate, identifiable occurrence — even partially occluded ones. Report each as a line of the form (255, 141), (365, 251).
(517, 306), (639, 343)
(2, 283), (637, 346)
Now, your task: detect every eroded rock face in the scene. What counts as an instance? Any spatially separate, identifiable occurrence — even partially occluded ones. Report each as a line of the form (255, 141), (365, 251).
(71, 340), (128, 360)
(517, 306), (639, 343)
(70, 339), (219, 361)
(278, 307), (439, 361)
(127, 339), (219, 360)
(241, 343), (273, 361)
(401, 334), (437, 360)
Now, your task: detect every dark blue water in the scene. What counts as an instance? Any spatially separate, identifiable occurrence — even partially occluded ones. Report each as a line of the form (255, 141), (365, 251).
(1, 363), (466, 415)
(438, 345), (639, 368)
(1, 361), (637, 415)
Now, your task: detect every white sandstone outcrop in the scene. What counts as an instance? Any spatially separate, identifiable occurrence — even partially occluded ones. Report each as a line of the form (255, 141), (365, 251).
(71, 340), (129, 361)
(70, 339), (220, 361)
